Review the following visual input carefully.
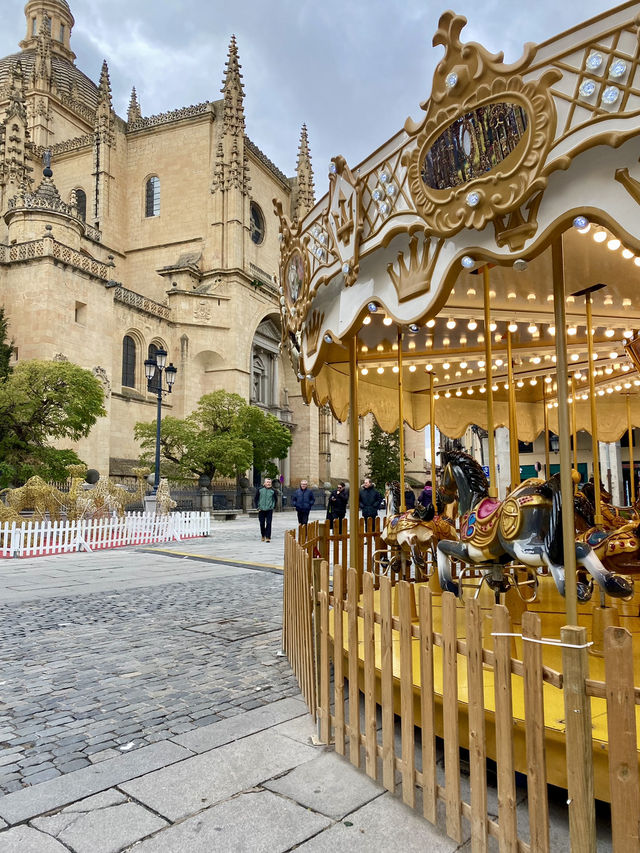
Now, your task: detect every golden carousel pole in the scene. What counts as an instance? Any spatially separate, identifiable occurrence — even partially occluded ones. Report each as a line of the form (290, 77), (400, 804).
(397, 330), (406, 513)
(627, 393), (635, 505)
(542, 379), (550, 476)
(506, 329), (519, 489)
(555, 239), (597, 852)
(581, 287), (604, 526)
(429, 371), (437, 512)
(348, 336), (360, 576)
(483, 266), (498, 498)
(571, 377), (579, 487)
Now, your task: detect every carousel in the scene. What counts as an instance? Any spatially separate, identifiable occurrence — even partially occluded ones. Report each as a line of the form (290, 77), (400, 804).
(278, 2), (640, 848)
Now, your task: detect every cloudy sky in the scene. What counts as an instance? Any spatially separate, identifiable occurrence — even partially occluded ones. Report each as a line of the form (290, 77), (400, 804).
(1, 0), (617, 187)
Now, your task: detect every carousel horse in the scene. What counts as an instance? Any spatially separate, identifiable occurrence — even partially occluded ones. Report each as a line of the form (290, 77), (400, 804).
(580, 481), (640, 529)
(436, 449), (633, 602)
(574, 488), (640, 577)
(376, 481), (457, 576)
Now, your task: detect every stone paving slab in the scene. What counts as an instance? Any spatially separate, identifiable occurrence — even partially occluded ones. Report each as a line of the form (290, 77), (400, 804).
(264, 752), (385, 820)
(294, 791), (465, 852)
(120, 728), (322, 821)
(31, 793), (168, 853)
(171, 695), (307, 753)
(128, 789), (332, 853)
(0, 825), (70, 852)
(0, 741), (190, 825)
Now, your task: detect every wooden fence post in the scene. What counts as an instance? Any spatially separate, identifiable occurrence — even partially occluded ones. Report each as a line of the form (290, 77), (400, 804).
(522, 611), (549, 853)
(562, 625), (596, 853)
(466, 598), (488, 852)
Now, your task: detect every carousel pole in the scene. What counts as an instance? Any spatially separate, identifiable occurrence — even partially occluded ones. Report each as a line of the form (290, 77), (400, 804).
(483, 266), (498, 498)
(430, 371), (437, 511)
(627, 394), (635, 504)
(397, 330), (406, 513)
(581, 287), (604, 526)
(571, 377), (579, 485)
(542, 379), (550, 476)
(506, 329), (519, 488)
(348, 336), (361, 575)
(551, 237), (578, 625)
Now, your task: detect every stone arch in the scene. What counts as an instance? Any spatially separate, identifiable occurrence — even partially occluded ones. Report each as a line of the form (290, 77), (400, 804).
(192, 349), (227, 398)
(121, 328), (145, 390)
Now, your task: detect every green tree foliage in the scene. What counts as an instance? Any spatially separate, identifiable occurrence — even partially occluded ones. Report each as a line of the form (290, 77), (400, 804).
(0, 307), (15, 381)
(363, 422), (406, 489)
(0, 359), (106, 487)
(134, 390), (293, 481)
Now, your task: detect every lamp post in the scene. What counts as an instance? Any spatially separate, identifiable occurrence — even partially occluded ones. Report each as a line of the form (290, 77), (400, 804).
(143, 348), (177, 494)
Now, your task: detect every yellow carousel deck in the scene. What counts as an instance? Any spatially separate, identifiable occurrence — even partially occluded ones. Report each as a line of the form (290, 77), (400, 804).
(331, 574), (640, 802)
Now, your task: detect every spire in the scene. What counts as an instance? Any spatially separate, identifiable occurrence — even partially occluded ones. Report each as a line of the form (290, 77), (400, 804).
(8, 61), (27, 122)
(127, 86), (142, 123)
(211, 141), (224, 193)
(221, 35), (245, 137)
(294, 124), (315, 222)
(33, 17), (53, 89)
(97, 61), (112, 110)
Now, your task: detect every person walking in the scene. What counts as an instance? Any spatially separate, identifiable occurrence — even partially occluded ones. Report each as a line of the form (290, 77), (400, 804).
(404, 487), (416, 509)
(254, 476), (277, 542)
(359, 477), (383, 530)
(327, 482), (348, 531)
(418, 480), (433, 508)
(291, 479), (315, 526)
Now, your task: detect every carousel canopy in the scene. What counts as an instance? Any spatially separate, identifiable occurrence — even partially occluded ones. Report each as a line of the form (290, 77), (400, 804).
(276, 2), (640, 441)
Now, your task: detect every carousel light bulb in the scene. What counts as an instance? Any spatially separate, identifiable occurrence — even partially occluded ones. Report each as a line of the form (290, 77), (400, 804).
(568, 396), (573, 404)
(527, 293), (536, 302)
(443, 337), (450, 347)
(605, 367), (613, 375)
(494, 333), (502, 343)
(455, 370), (462, 377)
(503, 382), (509, 390)
(461, 256), (475, 269)
(582, 393), (589, 400)
(547, 294), (554, 302)
(383, 316), (393, 326)
(377, 344), (384, 351)
(426, 362), (433, 371)
(625, 382), (632, 389)
(426, 318), (436, 328)
(468, 318), (478, 330)
(446, 317), (456, 329)
(635, 379), (640, 386)
(598, 389), (605, 395)
(362, 315), (371, 325)
(615, 384), (622, 391)
(508, 321), (518, 332)
(570, 353), (579, 361)
(492, 383), (499, 391)
(443, 361), (450, 369)
(613, 362), (621, 370)
(377, 366), (385, 374)
(635, 257), (640, 267)
(607, 387), (614, 394)
(531, 356), (541, 365)
(467, 368), (473, 375)
(605, 328), (615, 337)
(593, 230), (607, 243)
(478, 333), (485, 343)
(391, 343), (399, 351)
(361, 367), (369, 375)
(527, 323), (538, 335)
(409, 364), (417, 372)
(548, 325), (556, 335)
(552, 355), (557, 362)
(507, 290), (517, 300)
(480, 386), (486, 393)
(426, 337), (433, 348)
(494, 358), (503, 367)
(624, 327), (633, 337)
(545, 375), (553, 383)
(604, 294), (614, 305)
(460, 335), (467, 345)
(592, 352), (598, 360)
(460, 361), (468, 369)
(408, 340), (416, 349)
(567, 325), (577, 336)
(623, 364), (631, 372)
(445, 390), (451, 398)
(609, 351), (619, 359)
(489, 321), (497, 332)
(574, 371), (583, 379)
(623, 248), (634, 259)
(392, 365), (399, 373)
(467, 388), (474, 395)
(434, 393), (440, 399)
(444, 373), (450, 380)
(547, 402), (554, 409)
(456, 389), (462, 397)
(607, 238), (621, 250)
(573, 215), (589, 230)
(467, 287), (477, 297)
(566, 295), (575, 304)
(530, 378), (538, 386)
(623, 299), (632, 308)
(517, 379), (524, 388)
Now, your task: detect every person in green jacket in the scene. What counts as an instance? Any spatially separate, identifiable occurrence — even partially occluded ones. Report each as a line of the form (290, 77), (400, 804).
(254, 477), (277, 541)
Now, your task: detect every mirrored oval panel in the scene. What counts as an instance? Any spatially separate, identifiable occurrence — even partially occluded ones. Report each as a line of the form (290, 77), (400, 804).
(422, 102), (529, 190)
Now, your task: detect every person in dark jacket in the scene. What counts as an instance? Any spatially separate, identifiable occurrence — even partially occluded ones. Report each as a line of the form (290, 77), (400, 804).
(359, 477), (383, 529)
(254, 477), (277, 542)
(327, 482), (348, 531)
(405, 488), (416, 509)
(418, 480), (433, 508)
(291, 479), (315, 526)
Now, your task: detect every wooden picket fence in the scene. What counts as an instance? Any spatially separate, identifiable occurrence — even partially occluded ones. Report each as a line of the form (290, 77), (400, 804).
(283, 530), (640, 852)
(0, 511), (211, 558)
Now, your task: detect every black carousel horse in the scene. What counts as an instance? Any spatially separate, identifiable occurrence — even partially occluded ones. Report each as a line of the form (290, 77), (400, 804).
(436, 449), (632, 602)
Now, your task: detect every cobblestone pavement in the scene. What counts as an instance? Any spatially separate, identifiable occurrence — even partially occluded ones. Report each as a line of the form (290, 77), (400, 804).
(0, 543), (300, 795)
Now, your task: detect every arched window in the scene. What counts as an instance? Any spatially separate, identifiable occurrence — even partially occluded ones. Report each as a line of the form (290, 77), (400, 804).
(250, 202), (265, 244)
(147, 343), (162, 391)
(252, 354), (267, 403)
(145, 176), (160, 217)
(122, 336), (136, 388)
(74, 188), (86, 221)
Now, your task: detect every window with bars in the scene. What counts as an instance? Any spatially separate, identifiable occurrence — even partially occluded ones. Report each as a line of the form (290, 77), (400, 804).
(122, 336), (136, 388)
(145, 176), (160, 217)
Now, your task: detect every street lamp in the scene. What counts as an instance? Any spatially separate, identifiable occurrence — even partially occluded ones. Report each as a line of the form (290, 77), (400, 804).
(144, 348), (177, 494)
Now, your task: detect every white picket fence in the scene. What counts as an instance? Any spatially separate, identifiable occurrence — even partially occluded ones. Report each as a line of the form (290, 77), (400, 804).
(0, 511), (211, 558)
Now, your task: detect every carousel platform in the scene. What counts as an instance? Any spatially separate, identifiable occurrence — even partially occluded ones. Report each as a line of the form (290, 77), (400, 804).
(330, 574), (640, 802)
